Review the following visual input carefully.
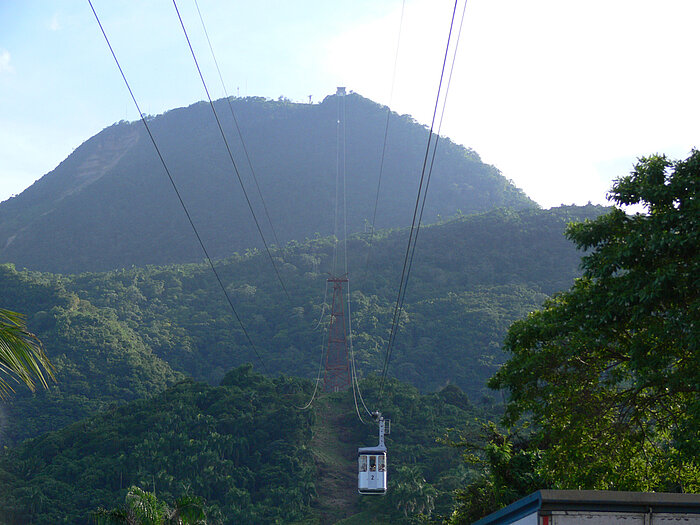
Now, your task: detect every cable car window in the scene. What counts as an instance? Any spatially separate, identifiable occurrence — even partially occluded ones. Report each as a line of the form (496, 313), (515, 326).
(369, 456), (376, 472)
(378, 455), (385, 472)
(359, 455), (367, 472)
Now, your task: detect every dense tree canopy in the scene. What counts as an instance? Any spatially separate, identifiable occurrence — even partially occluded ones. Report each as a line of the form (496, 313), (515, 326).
(490, 151), (700, 491)
(0, 199), (614, 522)
(0, 367), (487, 524)
(1, 205), (604, 445)
(446, 424), (546, 524)
(0, 368), (317, 524)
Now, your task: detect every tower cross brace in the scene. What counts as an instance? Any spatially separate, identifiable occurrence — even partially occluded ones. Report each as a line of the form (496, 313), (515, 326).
(323, 275), (351, 392)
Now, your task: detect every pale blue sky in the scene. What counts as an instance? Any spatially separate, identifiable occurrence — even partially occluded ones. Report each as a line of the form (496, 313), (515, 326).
(1, 0), (698, 207)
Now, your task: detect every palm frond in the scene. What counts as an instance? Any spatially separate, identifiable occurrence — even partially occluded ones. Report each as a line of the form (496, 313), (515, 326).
(170, 494), (206, 524)
(92, 506), (134, 525)
(0, 308), (55, 399)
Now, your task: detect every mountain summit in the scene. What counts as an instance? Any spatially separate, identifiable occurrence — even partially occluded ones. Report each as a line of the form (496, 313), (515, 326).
(0, 93), (534, 273)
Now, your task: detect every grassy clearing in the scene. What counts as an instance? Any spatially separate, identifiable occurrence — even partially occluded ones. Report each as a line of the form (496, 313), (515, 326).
(309, 392), (362, 524)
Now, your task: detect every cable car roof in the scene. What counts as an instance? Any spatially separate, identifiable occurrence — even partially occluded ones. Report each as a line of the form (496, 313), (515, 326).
(358, 445), (387, 454)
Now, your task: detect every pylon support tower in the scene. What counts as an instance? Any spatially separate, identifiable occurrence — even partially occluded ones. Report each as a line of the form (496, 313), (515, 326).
(323, 275), (351, 392)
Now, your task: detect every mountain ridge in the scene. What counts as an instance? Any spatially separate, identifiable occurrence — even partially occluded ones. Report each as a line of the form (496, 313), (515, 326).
(0, 93), (535, 273)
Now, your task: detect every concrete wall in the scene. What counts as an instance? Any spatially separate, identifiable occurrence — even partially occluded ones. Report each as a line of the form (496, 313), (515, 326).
(549, 511), (700, 525)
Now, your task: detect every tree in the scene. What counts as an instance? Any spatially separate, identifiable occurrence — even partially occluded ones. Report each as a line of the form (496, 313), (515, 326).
(490, 151), (700, 491)
(93, 485), (206, 525)
(447, 423), (546, 524)
(387, 466), (438, 521)
(0, 308), (54, 398)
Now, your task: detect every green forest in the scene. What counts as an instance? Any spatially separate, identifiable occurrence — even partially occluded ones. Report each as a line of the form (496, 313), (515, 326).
(0, 150), (697, 524)
(0, 367), (489, 524)
(447, 152), (699, 523)
(0, 204), (604, 446)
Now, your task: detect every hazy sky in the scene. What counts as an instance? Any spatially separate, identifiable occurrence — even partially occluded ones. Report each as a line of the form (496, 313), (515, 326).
(1, 0), (698, 207)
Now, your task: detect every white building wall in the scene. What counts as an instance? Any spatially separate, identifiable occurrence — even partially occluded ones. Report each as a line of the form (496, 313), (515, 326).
(510, 512), (538, 525)
(653, 516), (700, 523)
(550, 512), (700, 525)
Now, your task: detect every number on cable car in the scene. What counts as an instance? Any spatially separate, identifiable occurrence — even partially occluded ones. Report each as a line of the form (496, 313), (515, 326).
(358, 413), (389, 495)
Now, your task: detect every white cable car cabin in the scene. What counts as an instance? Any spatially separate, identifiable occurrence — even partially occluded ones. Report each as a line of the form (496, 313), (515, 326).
(358, 414), (389, 495)
(358, 446), (386, 494)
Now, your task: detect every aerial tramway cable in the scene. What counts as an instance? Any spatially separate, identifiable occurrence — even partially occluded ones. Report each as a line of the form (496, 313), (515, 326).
(378, 0), (467, 398)
(296, 87), (368, 421)
(188, 0), (341, 407)
(356, 3), (468, 491)
(347, 279), (373, 419)
(405, 0), (469, 305)
(296, 89), (349, 409)
(311, 280), (330, 331)
(348, 0), (412, 425)
(192, 0), (285, 252)
(295, 319), (328, 410)
(362, 0), (407, 280)
(172, 0), (291, 302)
(87, 0), (268, 373)
(337, 90), (369, 422)
(331, 87), (347, 277)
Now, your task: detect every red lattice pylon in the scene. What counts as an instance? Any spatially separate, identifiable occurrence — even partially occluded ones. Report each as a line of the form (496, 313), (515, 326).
(323, 276), (351, 392)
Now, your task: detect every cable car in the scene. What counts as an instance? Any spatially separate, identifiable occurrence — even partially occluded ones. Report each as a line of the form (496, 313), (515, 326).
(358, 413), (389, 495)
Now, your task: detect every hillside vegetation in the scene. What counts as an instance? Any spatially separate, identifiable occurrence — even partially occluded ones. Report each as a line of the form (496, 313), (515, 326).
(0, 366), (486, 524)
(0, 125), (693, 524)
(0, 205), (606, 446)
(0, 93), (535, 274)
(448, 151), (700, 523)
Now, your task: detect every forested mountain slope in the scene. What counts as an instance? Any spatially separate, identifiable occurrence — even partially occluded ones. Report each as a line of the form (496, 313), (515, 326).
(0, 367), (484, 524)
(0, 204), (606, 446)
(0, 264), (182, 445)
(0, 93), (534, 274)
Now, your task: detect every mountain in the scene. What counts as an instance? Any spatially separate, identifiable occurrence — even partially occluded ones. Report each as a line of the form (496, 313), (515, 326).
(0, 93), (535, 274)
(0, 204), (607, 446)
